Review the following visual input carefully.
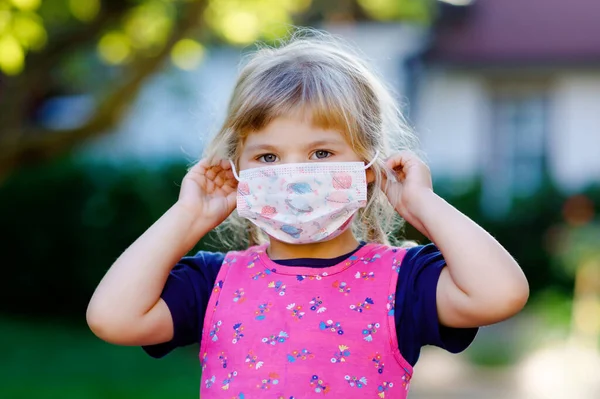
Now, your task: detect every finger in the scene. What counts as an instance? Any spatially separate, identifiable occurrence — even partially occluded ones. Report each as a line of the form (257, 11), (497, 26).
(386, 151), (424, 180)
(225, 189), (238, 211)
(189, 159), (208, 175)
(385, 150), (419, 169)
(223, 175), (238, 190)
(213, 175), (223, 188)
(196, 157), (227, 172)
(205, 169), (216, 180)
(223, 174), (238, 190)
(385, 155), (406, 171)
(206, 164), (224, 181)
(383, 159), (404, 182)
(224, 170), (235, 180)
(220, 159), (232, 170)
(216, 166), (232, 178)
(197, 158), (211, 168)
(380, 169), (400, 192)
(206, 179), (215, 193)
(215, 168), (235, 186)
(222, 181), (238, 195)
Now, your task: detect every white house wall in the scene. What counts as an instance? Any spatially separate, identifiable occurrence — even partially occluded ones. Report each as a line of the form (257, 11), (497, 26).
(416, 68), (600, 192)
(550, 72), (600, 191)
(81, 48), (241, 164)
(415, 69), (488, 181)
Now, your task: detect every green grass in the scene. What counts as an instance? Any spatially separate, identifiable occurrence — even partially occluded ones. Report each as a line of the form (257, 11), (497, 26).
(0, 317), (201, 399)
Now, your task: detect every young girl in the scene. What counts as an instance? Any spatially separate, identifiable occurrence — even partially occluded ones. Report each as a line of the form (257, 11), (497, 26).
(87, 31), (529, 398)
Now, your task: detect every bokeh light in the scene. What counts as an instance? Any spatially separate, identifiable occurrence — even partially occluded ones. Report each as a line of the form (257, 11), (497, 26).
(357, 0), (430, 22)
(171, 38), (205, 70)
(563, 195), (595, 226)
(205, 0), (310, 45)
(519, 343), (600, 398)
(0, 33), (24, 75)
(9, 0), (40, 12)
(68, 0), (100, 22)
(97, 31), (132, 65)
(124, 1), (174, 53)
(12, 11), (46, 50)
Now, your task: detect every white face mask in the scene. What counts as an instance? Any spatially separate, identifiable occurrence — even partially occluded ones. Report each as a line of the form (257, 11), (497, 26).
(230, 154), (378, 244)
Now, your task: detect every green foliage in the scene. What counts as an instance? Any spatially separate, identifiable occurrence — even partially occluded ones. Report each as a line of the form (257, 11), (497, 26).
(0, 0), (435, 76)
(527, 289), (573, 332)
(0, 157), (186, 317)
(357, 0), (434, 23)
(0, 0), (308, 74)
(433, 176), (582, 296)
(465, 336), (521, 367)
(0, 316), (200, 399)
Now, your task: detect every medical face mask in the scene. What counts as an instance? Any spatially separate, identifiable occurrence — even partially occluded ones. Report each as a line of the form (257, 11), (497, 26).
(230, 155), (377, 244)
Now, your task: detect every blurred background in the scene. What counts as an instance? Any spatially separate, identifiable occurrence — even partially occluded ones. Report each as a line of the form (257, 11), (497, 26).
(1, 0), (599, 398)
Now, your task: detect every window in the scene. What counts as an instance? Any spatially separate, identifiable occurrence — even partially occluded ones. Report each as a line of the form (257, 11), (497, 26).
(482, 84), (549, 216)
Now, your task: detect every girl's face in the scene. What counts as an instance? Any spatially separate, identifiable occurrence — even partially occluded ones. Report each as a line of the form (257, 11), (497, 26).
(238, 113), (364, 172)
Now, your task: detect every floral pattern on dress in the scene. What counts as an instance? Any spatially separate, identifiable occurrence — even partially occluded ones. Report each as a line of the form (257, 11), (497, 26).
(350, 297), (374, 312)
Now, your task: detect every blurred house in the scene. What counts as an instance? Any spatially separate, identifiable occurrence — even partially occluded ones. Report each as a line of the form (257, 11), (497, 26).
(416, 0), (600, 214)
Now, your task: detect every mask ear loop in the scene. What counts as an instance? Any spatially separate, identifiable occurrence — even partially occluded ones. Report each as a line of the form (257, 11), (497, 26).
(229, 160), (241, 181)
(229, 159), (256, 246)
(364, 150), (380, 170)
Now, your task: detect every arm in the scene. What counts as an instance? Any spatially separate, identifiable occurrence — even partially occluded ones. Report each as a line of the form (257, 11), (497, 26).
(86, 160), (237, 346)
(384, 151), (529, 328)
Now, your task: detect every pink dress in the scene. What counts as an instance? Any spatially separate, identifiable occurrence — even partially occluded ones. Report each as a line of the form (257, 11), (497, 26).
(199, 243), (413, 398)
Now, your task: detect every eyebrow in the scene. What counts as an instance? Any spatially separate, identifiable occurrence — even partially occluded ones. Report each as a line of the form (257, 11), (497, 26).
(244, 144), (280, 153)
(244, 139), (345, 153)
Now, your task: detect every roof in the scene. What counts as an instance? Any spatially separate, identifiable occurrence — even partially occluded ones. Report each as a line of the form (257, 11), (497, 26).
(427, 0), (600, 65)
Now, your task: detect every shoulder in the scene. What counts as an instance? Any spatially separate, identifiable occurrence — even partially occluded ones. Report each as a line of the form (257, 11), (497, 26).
(176, 250), (226, 272)
(364, 242), (409, 258)
(170, 250), (228, 286)
(220, 245), (266, 263)
(384, 243), (446, 301)
(180, 250), (226, 267)
(366, 242), (444, 288)
(367, 242), (441, 264)
(401, 243), (444, 267)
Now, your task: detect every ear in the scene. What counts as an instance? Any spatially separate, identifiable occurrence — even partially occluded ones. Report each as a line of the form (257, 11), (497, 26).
(366, 168), (375, 184)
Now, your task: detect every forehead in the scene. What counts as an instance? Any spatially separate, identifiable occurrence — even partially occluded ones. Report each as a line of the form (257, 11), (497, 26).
(242, 115), (350, 152)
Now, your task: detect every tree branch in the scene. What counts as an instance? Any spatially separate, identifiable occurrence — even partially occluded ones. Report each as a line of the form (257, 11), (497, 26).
(0, 0), (208, 176)
(0, 5), (133, 139)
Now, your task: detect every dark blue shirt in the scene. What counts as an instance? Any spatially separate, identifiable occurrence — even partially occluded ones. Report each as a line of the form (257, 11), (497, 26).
(143, 243), (477, 366)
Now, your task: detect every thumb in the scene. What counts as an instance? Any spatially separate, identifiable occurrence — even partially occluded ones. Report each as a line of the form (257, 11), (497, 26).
(226, 189), (238, 212)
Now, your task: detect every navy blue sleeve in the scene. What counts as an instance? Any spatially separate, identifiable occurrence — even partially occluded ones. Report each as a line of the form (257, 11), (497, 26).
(395, 244), (478, 366)
(142, 251), (225, 358)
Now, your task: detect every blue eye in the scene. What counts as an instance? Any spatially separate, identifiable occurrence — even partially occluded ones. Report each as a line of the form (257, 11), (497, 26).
(313, 150), (331, 159)
(258, 154), (278, 163)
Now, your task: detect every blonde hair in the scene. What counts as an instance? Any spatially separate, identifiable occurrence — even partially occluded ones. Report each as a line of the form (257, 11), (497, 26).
(204, 28), (419, 249)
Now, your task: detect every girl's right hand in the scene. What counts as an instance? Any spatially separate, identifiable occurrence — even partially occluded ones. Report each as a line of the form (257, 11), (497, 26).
(177, 158), (238, 229)
(87, 158), (238, 347)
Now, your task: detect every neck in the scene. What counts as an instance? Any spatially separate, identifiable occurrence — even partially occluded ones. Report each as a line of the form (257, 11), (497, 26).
(266, 229), (360, 260)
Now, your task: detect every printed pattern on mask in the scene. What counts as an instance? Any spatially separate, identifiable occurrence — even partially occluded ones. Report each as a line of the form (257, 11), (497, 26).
(199, 243), (413, 398)
(236, 162), (369, 244)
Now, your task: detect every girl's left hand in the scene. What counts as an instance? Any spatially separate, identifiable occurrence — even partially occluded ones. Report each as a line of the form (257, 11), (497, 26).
(381, 151), (433, 236)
